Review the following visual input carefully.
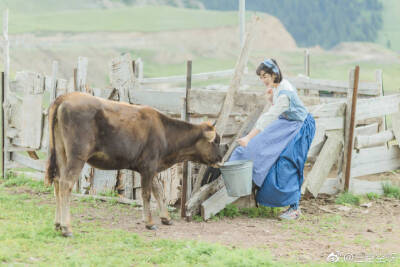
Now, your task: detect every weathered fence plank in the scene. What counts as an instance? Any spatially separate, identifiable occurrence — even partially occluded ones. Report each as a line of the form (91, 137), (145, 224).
(354, 130), (394, 149)
(305, 133), (343, 197)
(13, 153), (46, 172)
(201, 187), (238, 220)
(11, 94), (43, 149)
(244, 75), (380, 96)
(110, 54), (135, 102)
(351, 145), (400, 178)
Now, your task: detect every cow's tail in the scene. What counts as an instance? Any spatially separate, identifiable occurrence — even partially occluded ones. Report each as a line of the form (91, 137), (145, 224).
(44, 96), (63, 186)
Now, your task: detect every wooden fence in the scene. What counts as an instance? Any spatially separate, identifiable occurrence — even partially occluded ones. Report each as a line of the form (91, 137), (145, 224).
(2, 52), (398, 219)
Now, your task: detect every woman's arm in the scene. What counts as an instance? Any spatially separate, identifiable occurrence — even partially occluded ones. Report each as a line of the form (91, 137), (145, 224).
(238, 94), (289, 147)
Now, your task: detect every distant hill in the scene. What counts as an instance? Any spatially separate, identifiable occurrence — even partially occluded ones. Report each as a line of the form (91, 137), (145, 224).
(198, 0), (384, 49)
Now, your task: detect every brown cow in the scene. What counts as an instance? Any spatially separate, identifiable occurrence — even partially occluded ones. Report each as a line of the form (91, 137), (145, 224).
(44, 92), (226, 237)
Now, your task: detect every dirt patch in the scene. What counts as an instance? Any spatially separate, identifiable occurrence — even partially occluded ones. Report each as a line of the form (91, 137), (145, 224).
(69, 192), (400, 263)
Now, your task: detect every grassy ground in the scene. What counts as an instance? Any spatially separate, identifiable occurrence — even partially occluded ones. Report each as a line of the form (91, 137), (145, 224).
(0, 177), (279, 266)
(1, 176), (399, 266)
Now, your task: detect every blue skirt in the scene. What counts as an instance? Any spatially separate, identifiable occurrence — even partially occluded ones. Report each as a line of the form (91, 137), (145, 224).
(229, 114), (315, 207)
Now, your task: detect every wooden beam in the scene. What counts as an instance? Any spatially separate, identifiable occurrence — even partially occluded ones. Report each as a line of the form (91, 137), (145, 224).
(188, 89), (265, 116)
(185, 177), (225, 219)
(351, 145), (400, 178)
(305, 133), (343, 197)
(244, 75), (380, 96)
(140, 69), (234, 85)
(308, 102), (346, 118)
(12, 153), (46, 172)
(355, 123), (379, 136)
(201, 187), (239, 220)
(356, 94), (400, 121)
(72, 193), (143, 207)
(354, 130), (394, 149)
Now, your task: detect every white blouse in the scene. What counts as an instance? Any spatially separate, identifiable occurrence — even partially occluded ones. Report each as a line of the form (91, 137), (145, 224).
(254, 79), (295, 131)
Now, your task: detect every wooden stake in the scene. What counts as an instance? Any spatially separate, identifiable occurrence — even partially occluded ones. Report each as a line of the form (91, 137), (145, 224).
(1, 72), (4, 179)
(73, 68), (78, 91)
(2, 10), (10, 178)
(344, 66), (360, 191)
(181, 60), (192, 218)
(239, 0), (246, 49)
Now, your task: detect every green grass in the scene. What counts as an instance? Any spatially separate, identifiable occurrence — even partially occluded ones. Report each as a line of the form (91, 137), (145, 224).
(212, 204), (282, 220)
(5, 6), (244, 34)
(382, 182), (400, 199)
(366, 192), (380, 201)
(0, 178), (285, 267)
(2, 172), (52, 193)
(335, 192), (361, 206)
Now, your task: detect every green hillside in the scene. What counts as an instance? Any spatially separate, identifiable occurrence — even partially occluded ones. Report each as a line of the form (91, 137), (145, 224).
(4, 5), (242, 34)
(0, 0), (100, 13)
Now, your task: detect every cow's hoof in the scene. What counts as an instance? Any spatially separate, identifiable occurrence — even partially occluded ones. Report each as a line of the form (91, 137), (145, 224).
(161, 218), (173, 225)
(61, 226), (73, 237)
(145, 224), (158, 230)
(54, 223), (62, 232)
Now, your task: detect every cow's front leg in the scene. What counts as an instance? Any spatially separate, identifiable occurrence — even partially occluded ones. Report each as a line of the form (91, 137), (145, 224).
(141, 172), (156, 230)
(152, 176), (172, 225)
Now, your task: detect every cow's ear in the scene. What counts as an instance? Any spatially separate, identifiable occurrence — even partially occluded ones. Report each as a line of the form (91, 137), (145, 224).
(203, 129), (216, 142)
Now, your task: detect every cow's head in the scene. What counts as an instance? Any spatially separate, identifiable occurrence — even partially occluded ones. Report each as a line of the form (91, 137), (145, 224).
(194, 122), (228, 166)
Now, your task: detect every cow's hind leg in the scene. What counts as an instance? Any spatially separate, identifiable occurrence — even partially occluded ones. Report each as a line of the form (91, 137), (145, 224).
(140, 172), (157, 230)
(152, 177), (172, 225)
(59, 159), (85, 237)
(54, 180), (62, 231)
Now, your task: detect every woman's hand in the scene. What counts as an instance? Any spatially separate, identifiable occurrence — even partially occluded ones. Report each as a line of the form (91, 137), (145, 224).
(237, 136), (250, 147)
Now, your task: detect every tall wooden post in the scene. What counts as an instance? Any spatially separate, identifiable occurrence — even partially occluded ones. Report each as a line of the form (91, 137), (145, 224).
(343, 66), (360, 191)
(304, 49), (310, 96)
(2, 10), (10, 178)
(376, 69), (386, 132)
(239, 0), (246, 49)
(181, 60), (192, 218)
(1, 72), (5, 179)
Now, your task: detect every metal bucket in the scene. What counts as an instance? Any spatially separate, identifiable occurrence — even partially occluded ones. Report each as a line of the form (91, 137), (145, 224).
(220, 160), (253, 197)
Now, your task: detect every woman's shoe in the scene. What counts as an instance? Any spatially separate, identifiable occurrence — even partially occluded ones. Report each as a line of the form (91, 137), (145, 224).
(278, 207), (301, 220)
